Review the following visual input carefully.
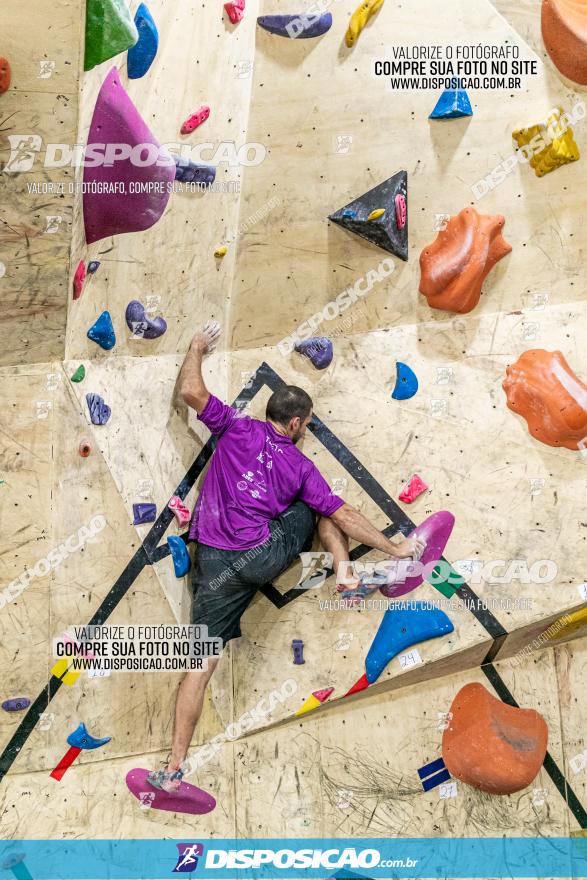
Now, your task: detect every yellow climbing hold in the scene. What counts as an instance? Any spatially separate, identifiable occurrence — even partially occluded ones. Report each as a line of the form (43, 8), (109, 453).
(345, 0), (385, 47)
(367, 208), (385, 221)
(512, 107), (580, 178)
(50, 657), (83, 686)
(214, 246), (228, 258)
(295, 694), (323, 716)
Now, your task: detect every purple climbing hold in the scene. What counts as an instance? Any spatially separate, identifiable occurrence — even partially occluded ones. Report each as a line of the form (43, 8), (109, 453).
(292, 638), (305, 665)
(125, 300), (167, 339)
(257, 13), (332, 38)
(2, 697), (31, 712)
(88, 260), (101, 274)
(83, 67), (175, 245)
(295, 337), (333, 370)
(133, 503), (156, 525)
(172, 155), (216, 186)
(86, 393), (111, 425)
(87, 311), (116, 350)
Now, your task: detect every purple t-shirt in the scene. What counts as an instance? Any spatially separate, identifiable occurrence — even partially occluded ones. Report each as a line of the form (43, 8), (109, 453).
(188, 395), (344, 550)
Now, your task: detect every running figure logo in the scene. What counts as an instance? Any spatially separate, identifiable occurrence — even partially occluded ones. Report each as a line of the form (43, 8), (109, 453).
(173, 843), (204, 872)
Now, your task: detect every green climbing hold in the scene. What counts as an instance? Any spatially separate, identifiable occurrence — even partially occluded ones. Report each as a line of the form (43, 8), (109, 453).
(71, 365), (86, 383)
(85, 0), (139, 72)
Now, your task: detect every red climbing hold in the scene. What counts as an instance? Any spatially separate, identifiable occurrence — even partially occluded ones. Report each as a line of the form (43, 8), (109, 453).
(344, 673), (369, 697)
(224, 0), (245, 23)
(0, 58), (10, 93)
(395, 193), (407, 229)
(180, 106), (210, 135)
(399, 473), (428, 503)
(73, 261), (87, 300)
(79, 440), (92, 458)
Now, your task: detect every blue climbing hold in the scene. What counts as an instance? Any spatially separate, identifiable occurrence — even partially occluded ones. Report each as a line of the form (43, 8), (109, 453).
(87, 260), (101, 274)
(86, 393), (111, 425)
(2, 697), (31, 712)
(429, 89), (473, 120)
(365, 602), (454, 684)
(391, 361), (418, 400)
(295, 337), (333, 370)
(257, 13), (332, 38)
(172, 156), (217, 186)
(87, 311), (116, 350)
(128, 3), (158, 79)
(168, 535), (191, 577)
(292, 639), (305, 665)
(67, 722), (111, 751)
(133, 503), (156, 524)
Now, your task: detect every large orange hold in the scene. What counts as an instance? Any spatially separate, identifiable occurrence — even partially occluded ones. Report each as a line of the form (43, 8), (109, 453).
(442, 683), (548, 795)
(419, 207), (512, 314)
(0, 57), (10, 93)
(503, 349), (587, 450)
(542, 0), (587, 85)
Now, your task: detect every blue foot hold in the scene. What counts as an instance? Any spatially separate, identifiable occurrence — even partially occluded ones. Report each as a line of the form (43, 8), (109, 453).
(168, 535), (191, 577)
(429, 89), (473, 119)
(2, 697), (30, 712)
(86, 393), (111, 425)
(128, 3), (158, 79)
(133, 503), (156, 524)
(172, 156), (217, 186)
(295, 337), (333, 370)
(292, 639), (305, 664)
(365, 602), (454, 684)
(87, 260), (101, 274)
(67, 722), (111, 751)
(87, 311), (116, 350)
(257, 13), (332, 38)
(391, 361), (418, 400)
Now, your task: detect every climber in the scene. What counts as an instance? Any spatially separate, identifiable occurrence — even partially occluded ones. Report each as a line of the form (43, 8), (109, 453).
(147, 321), (424, 791)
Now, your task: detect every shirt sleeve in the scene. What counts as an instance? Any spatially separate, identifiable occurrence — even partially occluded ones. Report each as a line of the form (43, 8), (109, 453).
(298, 462), (345, 517)
(198, 394), (240, 437)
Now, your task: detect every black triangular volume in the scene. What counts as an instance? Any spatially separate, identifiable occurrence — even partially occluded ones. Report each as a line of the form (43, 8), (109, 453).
(328, 170), (408, 261)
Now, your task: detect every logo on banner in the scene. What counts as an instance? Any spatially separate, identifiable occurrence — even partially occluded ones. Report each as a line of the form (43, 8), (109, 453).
(173, 843), (204, 872)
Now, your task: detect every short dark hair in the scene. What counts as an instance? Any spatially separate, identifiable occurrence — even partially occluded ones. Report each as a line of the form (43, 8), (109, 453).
(266, 385), (313, 426)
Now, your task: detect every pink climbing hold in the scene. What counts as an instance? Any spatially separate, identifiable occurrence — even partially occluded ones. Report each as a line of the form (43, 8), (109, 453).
(312, 687), (334, 703)
(395, 193), (407, 230)
(399, 474), (428, 504)
(180, 106), (210, 135)
(168, 495), (191, 526)
(224, 0), (245, 23)
(73, 261), (87, 300)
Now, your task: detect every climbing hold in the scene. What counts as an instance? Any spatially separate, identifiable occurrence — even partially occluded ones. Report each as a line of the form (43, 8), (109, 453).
(399, 474), (428, 503)
(512, 107), (579, 177)
(394, 193), (407, 229)
(503, 349), (587, 450)
(85, 0), (139, 71)
(214, 246), (228, 258)
(292, 638), (305, 665)
(168, 535), (191, 577)
(257, 13), (333, 38)
(379, 510), (456, 599)
(419, 207), (512, 313)
(224, 0), (245, 24)
(367, 208), (385, 221)
(418, 757), (452, 791)
(2, 697), (31, 712)
(86, 393), (111, 425)
(79, 440), (92, 458)
(173, 155), (217, 186)
(73, 261), (87, 300)
(295, 686), (334, 716)
(329, 170), (408, 261)
(126, 768), (216, 814)
(128, 3), (158, 79)
(345, 0), (385, 46)
(133, 503), (156, 524)
(0, 57), (11, 94)
(429, 89), (473, 119)
(542, 0), (587, 85)
(88, 260), (101, 274)
(180, 106), (210, 135)
(295, 337), (333, 370)
(84, 68), (175, 244)
(442, 683), (548, 794)
(67, 722), (111, 750)
(125, 300), (167, 339)
(169, 496), (191, 526)
(87, 311), (116, 350)
(71, 365), (86, 383)
(391, 361), (418, 400)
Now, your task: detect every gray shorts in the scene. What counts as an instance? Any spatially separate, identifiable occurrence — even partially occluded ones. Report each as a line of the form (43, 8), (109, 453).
(191, 501), (315, 646)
